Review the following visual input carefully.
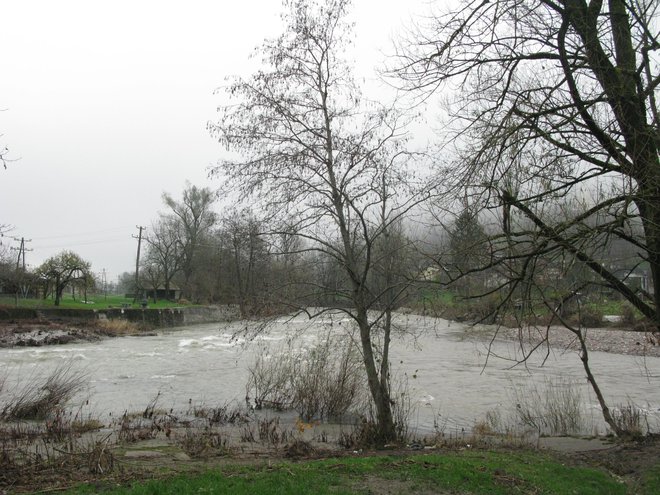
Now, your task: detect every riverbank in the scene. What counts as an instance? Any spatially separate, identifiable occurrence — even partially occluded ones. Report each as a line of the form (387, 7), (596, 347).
(2, 307), (659, 359)
(465, 324), (660, 358)
(0, 318), (154, 347)
(0, 305), (241, 347)
(1, 312), (659, 493)
(4, 418), (660, 494)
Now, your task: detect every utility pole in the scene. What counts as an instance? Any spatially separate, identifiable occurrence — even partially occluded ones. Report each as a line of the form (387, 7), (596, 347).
(102, 268), (107, 301)
(11, 236), (32, 271)
(133, 226), (146, 303)
(10, 237), (32, 303)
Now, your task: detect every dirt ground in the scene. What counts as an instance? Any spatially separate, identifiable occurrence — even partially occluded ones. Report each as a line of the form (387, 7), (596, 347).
(2, 424), (660, 494)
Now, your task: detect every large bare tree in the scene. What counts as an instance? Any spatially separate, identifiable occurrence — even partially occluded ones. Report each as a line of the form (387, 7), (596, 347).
(162, 183), (217, 301)
(395, 0), (659, 321)
(393, 0), (659, 436)
(143, 215), (183, 300)
(210, 0), (426, 443)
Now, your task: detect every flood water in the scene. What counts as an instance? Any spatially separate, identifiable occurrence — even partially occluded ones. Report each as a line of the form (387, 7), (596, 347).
(1, 313), (659, 434)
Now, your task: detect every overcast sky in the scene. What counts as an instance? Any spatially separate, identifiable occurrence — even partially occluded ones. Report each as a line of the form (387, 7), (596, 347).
(0, 0), (431, 283)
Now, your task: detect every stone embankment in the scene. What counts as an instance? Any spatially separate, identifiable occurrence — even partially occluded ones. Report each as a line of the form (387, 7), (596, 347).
(0, 305), (240, 347)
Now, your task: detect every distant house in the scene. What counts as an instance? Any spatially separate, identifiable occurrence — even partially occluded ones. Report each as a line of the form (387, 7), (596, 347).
(143, 286), (181, 301)
(621, 271), (652, 294)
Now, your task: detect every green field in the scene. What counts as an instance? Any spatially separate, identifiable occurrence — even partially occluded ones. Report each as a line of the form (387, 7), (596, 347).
(0, 294), (185, 310)
(65, 451), (636, 495)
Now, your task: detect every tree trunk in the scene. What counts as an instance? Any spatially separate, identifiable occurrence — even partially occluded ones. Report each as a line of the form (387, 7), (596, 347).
(573, 327), (624, 436)
(356, 309), (397, 443)
(54, 276), (62, 306)
(636, 185), (660, 330)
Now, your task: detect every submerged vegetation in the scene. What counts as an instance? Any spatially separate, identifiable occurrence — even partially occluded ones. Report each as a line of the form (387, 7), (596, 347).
(0, 347), (658, 493)
(0, 396), (654, 493)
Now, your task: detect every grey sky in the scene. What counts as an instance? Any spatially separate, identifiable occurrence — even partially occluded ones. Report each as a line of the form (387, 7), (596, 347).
(0, 0), (428, 282)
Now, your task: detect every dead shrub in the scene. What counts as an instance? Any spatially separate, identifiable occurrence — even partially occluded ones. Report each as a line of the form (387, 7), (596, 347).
(284, 439), (315, 458)
(246, 345), (294, 411)
(1, 361), (88, 421)
(258, 417), (290, 444)
(611, 403), (646, 438)
(94, 319), (139, 336)
(512, 378), (586, 436)
(240, 424), (256, 443)
(176, 428), (228, 458)
(245, 332), (364, 421)
(190, 402), (250, 426)
(338, 419), (384, 449)
(290, 334), (363, 421)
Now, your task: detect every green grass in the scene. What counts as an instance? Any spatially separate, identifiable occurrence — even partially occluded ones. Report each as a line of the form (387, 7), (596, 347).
(0, 294), (185, 310)
(422, 290), (455, 306)
(66, 451), (633, 495)
(634, 464), (660, 494)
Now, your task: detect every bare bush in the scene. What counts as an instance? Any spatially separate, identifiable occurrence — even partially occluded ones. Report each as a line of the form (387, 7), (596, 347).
(245, 333), (364, 421)
(94, 319), (140, 336)
(176, 428), (228, 458)
(611, 403), (646, 438)
(246, 344), (295, 411)
(512, 378), (586, 436)
(189, 402), (250, 426)
(290, 334), (363, 421)
(0, 362), (88, 420)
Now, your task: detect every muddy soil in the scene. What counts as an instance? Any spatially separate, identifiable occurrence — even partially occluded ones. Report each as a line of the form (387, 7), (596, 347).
(4, 432), (659, 494)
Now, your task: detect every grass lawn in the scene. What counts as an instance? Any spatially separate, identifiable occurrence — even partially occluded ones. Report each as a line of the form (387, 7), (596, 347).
(0, 294), (185, 310)
(66, 451), (633, 495)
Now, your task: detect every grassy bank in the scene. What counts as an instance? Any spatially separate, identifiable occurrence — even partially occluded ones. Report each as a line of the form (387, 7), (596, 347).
(0, 294), (185, 310)
(66, 451), (634, 495)
(2, 363), (658, 494)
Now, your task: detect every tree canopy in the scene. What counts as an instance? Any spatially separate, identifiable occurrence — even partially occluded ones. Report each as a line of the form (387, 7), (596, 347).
(36, 251), (93, 306)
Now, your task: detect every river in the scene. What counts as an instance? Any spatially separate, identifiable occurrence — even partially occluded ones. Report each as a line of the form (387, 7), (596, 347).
(1, 313), (659, 435)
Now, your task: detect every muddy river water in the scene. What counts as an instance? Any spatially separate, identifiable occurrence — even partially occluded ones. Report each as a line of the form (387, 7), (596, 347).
(1, 313), (659, 434)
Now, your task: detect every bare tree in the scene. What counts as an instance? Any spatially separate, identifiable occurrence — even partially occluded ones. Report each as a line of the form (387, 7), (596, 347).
(393, 0), (659, 436)
(394, 0), (659, 323)
(221, 210), (271, 317)
(162, 183), (217, 301)
(210, 0), (427, 443)
(144, 215), (182, 301)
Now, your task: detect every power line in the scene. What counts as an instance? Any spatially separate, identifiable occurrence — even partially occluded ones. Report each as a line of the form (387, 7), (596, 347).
(30, 226), (135, 241)
(32, 236), (131, 250)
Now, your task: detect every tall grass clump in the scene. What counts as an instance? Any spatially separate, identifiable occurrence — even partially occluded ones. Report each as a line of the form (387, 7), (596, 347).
(94, 318), (141, 336)
(511, 377), (586, 436)
(246, 332), (364, 421)
(246, 343), (295, 411)
(0, 361), (88, 420)
(290, 333), (363, 421)
(611, 402), (647, 438)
